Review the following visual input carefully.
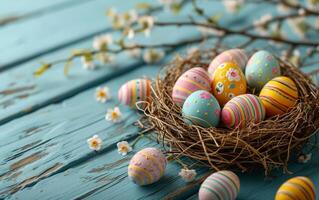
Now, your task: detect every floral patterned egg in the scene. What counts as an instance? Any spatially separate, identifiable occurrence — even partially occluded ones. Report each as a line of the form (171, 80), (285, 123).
(208, 49), (248, 77)
(118, 79), (151, 108)
(222, 94), (266, 128)
(275, 176), (316, 200)
(199, 170), (240, 200)
(182, 90), (221, 128)
(128, 147), (167, 186)
(259, 76), (298, 117)
(172, 67), (211, 106)
(245, 50), (281, 91)
(212, 62), (247, 106)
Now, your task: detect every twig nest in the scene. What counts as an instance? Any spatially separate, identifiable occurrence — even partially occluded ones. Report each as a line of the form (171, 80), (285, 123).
(275, 176), (316, 200)
(139, 48), (319, 174)
(199, 170), (240, 200)
(259, 76), (299, 117)
(128, 147), (167, 186)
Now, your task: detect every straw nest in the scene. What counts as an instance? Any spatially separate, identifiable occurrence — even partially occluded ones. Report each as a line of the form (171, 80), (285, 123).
(138, 50), (319, 175)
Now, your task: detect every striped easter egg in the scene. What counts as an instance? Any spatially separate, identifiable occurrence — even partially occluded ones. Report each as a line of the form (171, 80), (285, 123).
(208, 49), (248, 77)
(199, 170), (240, 200)
(275, 176), (316, 200)
(128, 148), (167, 186)
(259, 76), (298, 117)
(172, 67), (211, 106)
(118, 79), (152, 109)
(221, 94), (265, 128)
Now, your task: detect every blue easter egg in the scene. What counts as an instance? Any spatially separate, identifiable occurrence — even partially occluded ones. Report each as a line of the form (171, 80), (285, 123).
(245, 50), (281, 91)
(182, 90), (221, 128)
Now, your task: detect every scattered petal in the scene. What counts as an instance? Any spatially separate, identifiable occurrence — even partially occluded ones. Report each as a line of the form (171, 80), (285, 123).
(105, 107), (122, 123)
(117, 141), (133, 156)
(95, 86), (111, 103)
(179, 169), (197, 182)
(87, 135), (102, 151)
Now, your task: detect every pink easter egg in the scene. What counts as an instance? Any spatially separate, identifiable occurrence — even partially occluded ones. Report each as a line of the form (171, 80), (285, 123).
(208, 49), (248, 78)
(172, 67), (211, 106)
(118, 79), (151, 108)
(128, 147), (167, 186)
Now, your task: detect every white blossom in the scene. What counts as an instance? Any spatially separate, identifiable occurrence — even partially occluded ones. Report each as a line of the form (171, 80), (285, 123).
(87, 135), (102, 151)
(253, 14), (273, 36)
(197, 26), (225, 37)
(117, 141), (133, 156)
(298, 153), (312, 163)
(95, 86), (111, 103)
(81, 56), (96, 70)
(143, 49), (165, 64)
(93, 34), (113, 51)
(222, 0), (244, 13)
(138, 16), (155, 37)
(179, 169), (197, 182)
(287, 17), (307, 38)
(105, 107), (122, 123)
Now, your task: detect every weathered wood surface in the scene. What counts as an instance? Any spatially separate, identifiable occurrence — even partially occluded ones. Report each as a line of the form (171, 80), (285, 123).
(1, 0), (319, 199)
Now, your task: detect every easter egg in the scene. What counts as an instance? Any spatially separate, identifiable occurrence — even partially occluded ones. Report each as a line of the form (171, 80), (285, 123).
(208, 49), (248, 77)
(212, 62), (247, 106)
(245, 50), (281, 90)
(199, 170), (240, 200)
(182, 90), (221, 128)
(118, 79), (151, 108)
(172, 67), (211, 106)
(259, 76), (298, 117)
(275, 176), (316, 200)
(128, 147), (167, 186)
(222, 94), (265, 128)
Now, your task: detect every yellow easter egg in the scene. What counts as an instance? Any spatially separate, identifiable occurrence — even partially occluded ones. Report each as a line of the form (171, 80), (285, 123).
(259, 76), (298, 117)
(211, 62), (247, 106)
(275, 176), (316, 200)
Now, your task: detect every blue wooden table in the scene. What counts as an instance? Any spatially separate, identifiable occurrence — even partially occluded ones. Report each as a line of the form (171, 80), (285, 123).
(1, 1), (319, 199)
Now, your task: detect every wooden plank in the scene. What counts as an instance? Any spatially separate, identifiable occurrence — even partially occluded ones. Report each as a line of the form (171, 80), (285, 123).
(0, 0), (89, 26)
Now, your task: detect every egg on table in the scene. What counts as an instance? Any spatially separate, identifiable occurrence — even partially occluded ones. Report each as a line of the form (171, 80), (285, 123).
(221, 94), (265, 128)
(211, 62), (247, 106)
(259, 76), (298, 117)
(128, 147), (167, 186)
(172, 67), (211, 106)
(275, 176), (316, 200)
(245, 50), (281, 91)
(199, 170), (240, 200)
(208, 49), (248, 77)
(182, 90), (221, 128)
(118, 79), (152, 108)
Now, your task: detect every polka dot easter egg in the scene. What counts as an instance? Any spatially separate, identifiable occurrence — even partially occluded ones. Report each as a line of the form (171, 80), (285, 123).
(275, 176), (316, 200)
(118, 79), (151, 109)
(212, 62), (247, 106)
(222, 94), (265, 128)
(172, 67), (211, 106)
(208, 49), (248, 77)
(182, 90), (221, 128)
(199, 170), (240, 200)
(128, 147), (167, 186)
(245, 50), (281, 91)
(259, 76), (298, 117)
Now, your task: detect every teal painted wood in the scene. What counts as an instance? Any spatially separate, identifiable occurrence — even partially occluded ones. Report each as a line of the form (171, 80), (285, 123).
(0, 0), (89, 25)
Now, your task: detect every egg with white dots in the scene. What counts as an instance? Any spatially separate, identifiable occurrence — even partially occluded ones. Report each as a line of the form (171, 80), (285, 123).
(199, 170), (240, 200)
(182, 90), (221, 128)
(245, 50), (281, 91)
(128, 147), (167, 186)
